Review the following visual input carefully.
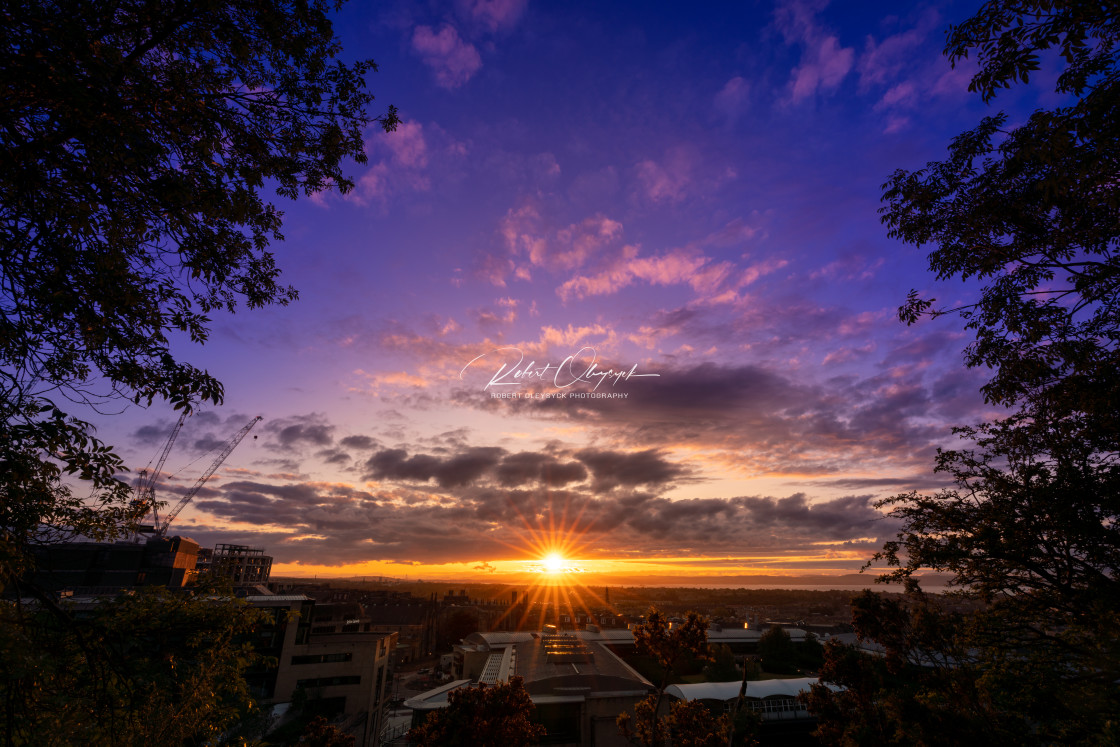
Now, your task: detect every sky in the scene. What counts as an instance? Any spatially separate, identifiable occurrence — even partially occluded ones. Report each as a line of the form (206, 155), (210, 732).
(93, 0), (1053, 582)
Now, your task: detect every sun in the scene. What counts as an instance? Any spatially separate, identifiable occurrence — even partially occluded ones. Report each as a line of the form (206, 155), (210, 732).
(542, 552), (567, 573)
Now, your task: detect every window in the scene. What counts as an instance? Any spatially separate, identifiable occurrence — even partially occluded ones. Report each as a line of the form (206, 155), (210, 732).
(296, 675), (361, 688)
(291, 652), (353, 665)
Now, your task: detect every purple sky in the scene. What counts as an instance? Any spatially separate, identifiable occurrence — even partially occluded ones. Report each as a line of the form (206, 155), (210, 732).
(97, 0), (1047, 580)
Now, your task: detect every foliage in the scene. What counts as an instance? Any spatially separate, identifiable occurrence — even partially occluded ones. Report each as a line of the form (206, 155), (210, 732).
(884, 0), (1120, 427)
(0, 581), (268, 745)
(439, 607), (481, 649)
(703, 643), (741, 682)
(662, 700), (727, 747)
(632, 609), (710, 686)
(0, 2), (394, 743)
(619, 609), (758, 747)
(757, 625), (797, 675)
(806, 593), (1009, 747)
(843, 2), (1120, 743)
(407, 676), (546, 747)
(798, 631), (824, 670)
(296, 716), (355, 747)
(0, 0), (398, 586)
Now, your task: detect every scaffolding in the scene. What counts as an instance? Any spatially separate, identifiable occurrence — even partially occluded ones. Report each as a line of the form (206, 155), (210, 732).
(210, 543), (273, 585)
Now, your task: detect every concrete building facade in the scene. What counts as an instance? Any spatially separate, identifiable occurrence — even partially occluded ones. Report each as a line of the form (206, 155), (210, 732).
(245, 594), (396, 746)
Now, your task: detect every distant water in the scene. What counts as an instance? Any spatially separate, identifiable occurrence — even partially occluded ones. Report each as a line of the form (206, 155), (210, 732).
(615, 578), (950, 592)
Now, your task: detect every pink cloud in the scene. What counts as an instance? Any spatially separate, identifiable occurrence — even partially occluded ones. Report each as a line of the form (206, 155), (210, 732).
(557, 246), (783, 305)
(497, 206), (623, 275)
(883, 115), (911, 135)
(552, 215), (623, 269)
(635, 155), (691, 203)
(930, 61), (976, 98)
(348, 122), (443, 204)
(775, 0), (854, 103)
(381, 121), (429, 168)
(857, 12), (937, 91)
(702, 215), (767, 247)
(412, 25), (482, 89)
(459, 0), (527, 33)
(714, 76), (750, 122)
(790, 35), (854, 102)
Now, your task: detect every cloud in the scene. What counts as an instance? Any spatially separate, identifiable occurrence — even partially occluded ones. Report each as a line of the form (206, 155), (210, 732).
(263, 415), (335, 453)
(774, 0), (854, 102)
(714, 76), (750, 123)
(485, 205), (626, 285)
(362, 444), (652, 491)
(557, 246), (781, 304)
(635, 156), (692, 204)
(412, 25), (483, 89)
(790, 35), (854, 102)
(185, 473), (898, 566)
(339, 435), (386, 451)
(857, 14), (935, 90)
(458, 0), (527, 33)
(350, 121), (440, 204)
(574, 448), (686, 491)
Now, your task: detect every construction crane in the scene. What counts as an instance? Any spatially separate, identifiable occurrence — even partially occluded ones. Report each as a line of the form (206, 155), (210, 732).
(133, 411), (188, 532)
(155, 415), (262, 537)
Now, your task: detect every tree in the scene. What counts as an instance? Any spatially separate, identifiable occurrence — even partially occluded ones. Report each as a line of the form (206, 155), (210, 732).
(839, 1), (1120, 742)
(407, 676), (546, 747)
(885, 1), (1120, 430)
(0, 580), (268, 745)
(297, 716), (355, 747)
(757, 625), (796, 675)
(0, 2), (395, 743)
(0, 0), (398, 586)
(703, 643), (741, 682)
(617, 609), (711, 746)
(618, 609), (759, 747)
(806, 592), (1010, 747)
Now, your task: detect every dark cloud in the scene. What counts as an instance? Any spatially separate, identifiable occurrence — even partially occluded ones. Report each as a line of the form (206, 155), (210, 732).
(574, 448), (685, 490)
(339, 435), (378, 450)
(494, 452), (587, 487)
(365, 447), (503, 488)
(185, 476), (899, 567)
(133, 424), (167, 446)
(276, 423), (334, 448)
(452, 356), (975, 477)
(363, 445), (600, 490)
(317, 448), (351, 465)
(192, 436), (228, 453)
(261, 414), (335, 454)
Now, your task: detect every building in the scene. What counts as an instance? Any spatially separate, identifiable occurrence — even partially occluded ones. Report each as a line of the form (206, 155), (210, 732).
(244, 594), (396, 746)
(410, 624), (820, 747)
(413, 628), (654, 747)
(206, 543), (273, 585)
(664, 677), (833, 720)
(24, 536), (200, 592)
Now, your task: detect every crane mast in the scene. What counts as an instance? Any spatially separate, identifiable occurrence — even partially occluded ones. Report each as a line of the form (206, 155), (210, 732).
(156, 415), (262, 537)
(134, 411), (188, 529)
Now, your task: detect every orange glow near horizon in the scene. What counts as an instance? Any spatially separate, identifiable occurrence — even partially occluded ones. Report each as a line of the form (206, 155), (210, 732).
(541, 552), (566, 573)
(268, 552), (875, 581)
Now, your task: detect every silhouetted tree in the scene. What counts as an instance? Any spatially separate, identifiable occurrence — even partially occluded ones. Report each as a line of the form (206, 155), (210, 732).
(703, 644), (741, 682)
(0, 580), (267, 745)
(1, 0), (398, 588)
(820, 1), (1120, 742)
(298, 716), (355, 747)
(758, 625), (796, 675)
(408, 676), (546, 747)
(0, 2), (395, 743)
(618, 609), (759, 747)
